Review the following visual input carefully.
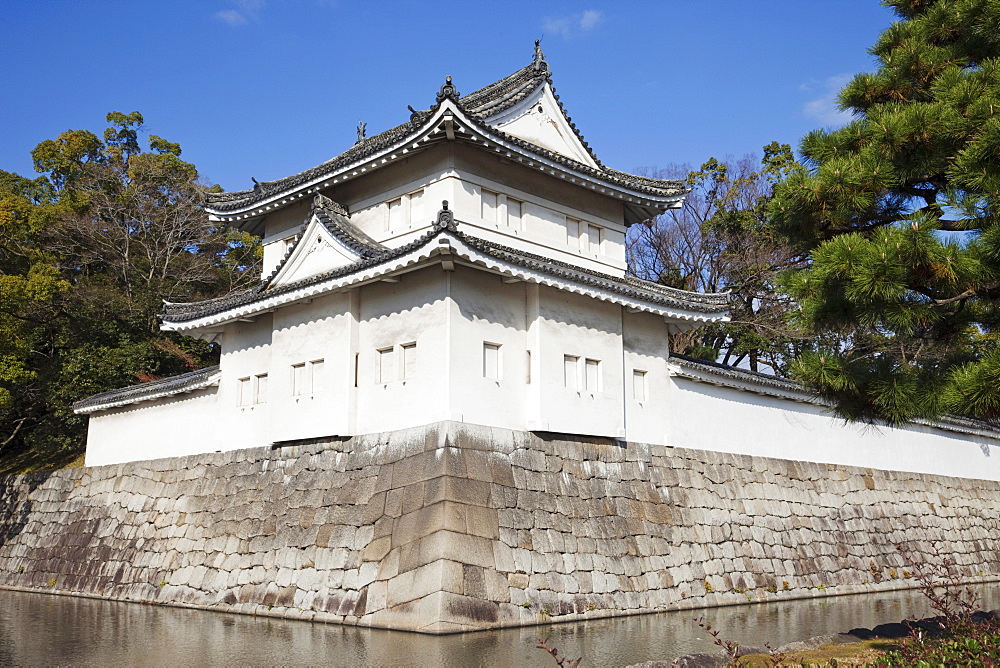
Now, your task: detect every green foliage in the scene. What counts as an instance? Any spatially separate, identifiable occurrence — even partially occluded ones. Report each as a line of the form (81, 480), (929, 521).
(0, 112), (260, 462)
(876, 541), (1000, 665)
(771, 0), (1000, 424)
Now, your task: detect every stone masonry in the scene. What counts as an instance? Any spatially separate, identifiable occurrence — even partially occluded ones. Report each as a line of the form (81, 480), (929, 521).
(1, 421), (999, 633)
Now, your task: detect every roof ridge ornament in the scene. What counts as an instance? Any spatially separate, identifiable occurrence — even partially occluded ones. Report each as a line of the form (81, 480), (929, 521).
(408, 105), (428, 126)
(434, 200), (457, 231)
(532, 39), (548, 74)
(436, 75), (459, 104)
(356, 121), (367, 144)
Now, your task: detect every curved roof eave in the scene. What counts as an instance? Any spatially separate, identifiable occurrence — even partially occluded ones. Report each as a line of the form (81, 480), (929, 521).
(205, 102), (684, 222)
(161, 228), (729, 333)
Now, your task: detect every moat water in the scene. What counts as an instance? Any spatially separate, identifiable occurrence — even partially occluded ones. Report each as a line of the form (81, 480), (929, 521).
(3, 585), (999, 666)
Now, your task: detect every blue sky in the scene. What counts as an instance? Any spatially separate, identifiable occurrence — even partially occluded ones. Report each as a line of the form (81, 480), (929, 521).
(1, 1), (897, 192)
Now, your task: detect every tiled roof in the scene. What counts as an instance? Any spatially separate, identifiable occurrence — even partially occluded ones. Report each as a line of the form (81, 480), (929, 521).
(456, 234), (729, 313)
(312, 197), (384, 259)
(72, 365), (221, 414)
(162, 229), (442, 322)
(669, 354), (802, 393)
(203, 118), (417, 210)
(162, 225), (729, 325)
(204, 47), (682, 214)
(461, 62), (547, 119)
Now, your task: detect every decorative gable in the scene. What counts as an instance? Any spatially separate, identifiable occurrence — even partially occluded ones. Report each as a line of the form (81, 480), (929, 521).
(268, 214), (363, 288)
(484, 82), (599, 169)
(266, 195), (387, 289)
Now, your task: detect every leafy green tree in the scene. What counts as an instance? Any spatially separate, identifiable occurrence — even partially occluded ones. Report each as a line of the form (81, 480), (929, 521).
(0, 112), (260, 464)
(629, 143), (806, 373)
(771, 0), (1000, 424)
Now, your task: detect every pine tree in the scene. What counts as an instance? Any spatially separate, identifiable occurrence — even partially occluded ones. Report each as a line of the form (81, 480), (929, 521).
(771, 0), (1000, 424)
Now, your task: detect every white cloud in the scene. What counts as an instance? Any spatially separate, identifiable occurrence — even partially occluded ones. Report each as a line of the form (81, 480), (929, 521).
(578, 9), (601, 31)
(542, 9), (603, 38)
(214, 0), (264, 26)
(215, 9), (248, 25)
(801, 74), (854, 126)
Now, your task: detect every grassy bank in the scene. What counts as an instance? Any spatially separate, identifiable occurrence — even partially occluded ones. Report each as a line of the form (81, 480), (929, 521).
(0, 447), (84, 477)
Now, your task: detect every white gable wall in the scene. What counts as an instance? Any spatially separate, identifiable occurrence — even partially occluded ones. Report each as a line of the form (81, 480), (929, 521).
(268, 216), (364, 288)
(486, 82), (599, 168)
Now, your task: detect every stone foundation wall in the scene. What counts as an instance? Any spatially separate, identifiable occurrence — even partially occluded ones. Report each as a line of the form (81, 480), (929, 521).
(1, 421), (999, 633)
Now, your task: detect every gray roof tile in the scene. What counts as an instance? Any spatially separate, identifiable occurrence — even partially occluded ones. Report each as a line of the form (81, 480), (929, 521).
(162, 225), (729, 324)
(205, 50), (682, 214)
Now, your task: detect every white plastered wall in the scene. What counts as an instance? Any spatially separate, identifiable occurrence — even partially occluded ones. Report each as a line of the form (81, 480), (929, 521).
(84, 388), (221, 466)
(268, 292), (355, 442)
(448, 266), (529, 429)
(354, 266), (451, 434)
(622, 310), (672, 445)
(218, 315), (274, 449)
(266, 144), (631, 279)
(527, 285), (625, 437)
(667, 377), (1000, 481)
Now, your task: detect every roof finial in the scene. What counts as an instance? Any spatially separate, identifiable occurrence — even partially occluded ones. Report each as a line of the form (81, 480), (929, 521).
(533, 38), (548, 73)
(251, 177), (262, 193)
(356, 121), (367, 144)
(436, 75), (459, 104)
(435, 200), (456, 230)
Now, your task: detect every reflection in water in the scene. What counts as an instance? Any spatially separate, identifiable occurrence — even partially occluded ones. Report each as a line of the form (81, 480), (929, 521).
(2, 585), (999, 666)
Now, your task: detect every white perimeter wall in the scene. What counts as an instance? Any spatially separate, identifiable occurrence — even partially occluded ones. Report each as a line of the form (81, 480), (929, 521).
(84, 388), (222, 466)
(667, 377), (1000, 482)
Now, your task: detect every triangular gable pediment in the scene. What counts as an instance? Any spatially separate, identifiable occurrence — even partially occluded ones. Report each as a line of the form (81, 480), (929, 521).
(483, 82), (599, 169)
(268, 214), (364, 289)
